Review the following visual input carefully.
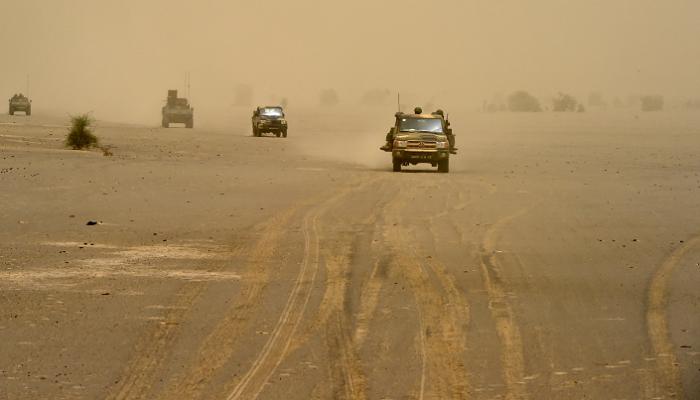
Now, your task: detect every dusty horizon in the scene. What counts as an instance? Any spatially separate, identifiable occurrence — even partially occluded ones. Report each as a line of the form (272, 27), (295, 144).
(2, 1), (700, 123)
(2, 3), (700, 399)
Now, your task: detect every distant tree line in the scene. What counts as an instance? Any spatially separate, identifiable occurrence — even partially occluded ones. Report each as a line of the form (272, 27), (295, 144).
(640, 95), (664, 112)
(483, 91), (678, 113)
(230, 86), (697, 113)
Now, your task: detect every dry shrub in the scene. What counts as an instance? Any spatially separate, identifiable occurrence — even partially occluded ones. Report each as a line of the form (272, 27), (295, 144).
(508, 91), (541, 112)
(641, 95), (664, 112)
(552, 92), (578, 112)
(66, 114), (98, 150)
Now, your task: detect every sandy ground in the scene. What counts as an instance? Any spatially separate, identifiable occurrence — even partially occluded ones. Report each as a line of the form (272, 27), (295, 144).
(1, 110), (699, 399)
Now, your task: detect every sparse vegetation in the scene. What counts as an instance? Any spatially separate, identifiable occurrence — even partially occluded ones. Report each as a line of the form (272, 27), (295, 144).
(507, 91), (541, 112)
(588, 92), (606, 108)
(484, 101), (507, 112)
(684, 99), (700, 110)
(233, 84), (253, 107)
(552, 92), (579, 112)
(361, 89), (391, 106)
(65, 114), (98, 150)
(319, 89), (339, 107)
(641, 95), (664, 112)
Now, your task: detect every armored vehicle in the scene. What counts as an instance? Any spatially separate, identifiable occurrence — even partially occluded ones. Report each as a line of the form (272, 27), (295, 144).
(8, 94), (31, 116)
(161, 90), (194, 128)
(380, 112), (454, 173)
(252, 106), (288, 137)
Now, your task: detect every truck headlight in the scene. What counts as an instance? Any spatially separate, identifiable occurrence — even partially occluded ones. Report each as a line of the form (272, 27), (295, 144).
(281, 120), (287, 125)
(394, 140), (407, 148)
(436, 141), (448, 149)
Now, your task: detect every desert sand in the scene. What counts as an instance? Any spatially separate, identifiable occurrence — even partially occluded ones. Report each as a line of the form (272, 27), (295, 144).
(1, 110), (699, 399)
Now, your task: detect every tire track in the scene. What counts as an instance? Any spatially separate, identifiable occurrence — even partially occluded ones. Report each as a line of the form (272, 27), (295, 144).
(226, 178), (381, 400)
(106, 285), (206, 400)
(156, 207), (299, 400)
(479, 209), (531, 400)
(316, 243), (368, 399)
(107, 209), (296, 400)
(309, 185), (396, 399)
(646, 236), (700, 399)
(300, 185), (395, 349)
(388, 243), (470, 399)
(427, 178), (533, 399)
(382, 182), (471, 399)
(352, 258), (384, 347)
(226, 204), (323, 399)
(326, 312), (367, 400)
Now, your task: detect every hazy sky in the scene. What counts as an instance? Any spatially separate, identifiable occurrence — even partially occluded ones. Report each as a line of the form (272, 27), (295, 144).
(2, 0), (699, 122)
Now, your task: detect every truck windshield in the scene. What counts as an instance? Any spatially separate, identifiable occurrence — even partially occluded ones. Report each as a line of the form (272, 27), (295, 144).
(398, 118), (443, 133)
(260, 108), (283, 117)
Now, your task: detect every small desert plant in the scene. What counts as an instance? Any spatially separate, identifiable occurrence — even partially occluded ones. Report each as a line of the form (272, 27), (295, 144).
(507, 91), (542, 112)
(360, 89), (391, 106)
(552, 92), (578, 112)
(233, 84), (253, 106)
(66, 114), (98, 150)
(685, 99), (700, 110)
(641, 95), (664, 112)
(319, 89), (339, 107)
(587, 92), (606, 108)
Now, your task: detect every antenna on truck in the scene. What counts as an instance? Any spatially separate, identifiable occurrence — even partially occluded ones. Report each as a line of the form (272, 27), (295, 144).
(397, 92), (401, 113)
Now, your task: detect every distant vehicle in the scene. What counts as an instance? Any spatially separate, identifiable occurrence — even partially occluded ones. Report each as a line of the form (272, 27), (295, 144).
(380, 111), (454, 173)
(8, 94), (31, 116)
(161, 90), (193, 128)
(252, 106), (288, 137)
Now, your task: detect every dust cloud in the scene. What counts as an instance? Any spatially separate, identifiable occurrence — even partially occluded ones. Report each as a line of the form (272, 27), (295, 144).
(1, 1), (699, 126)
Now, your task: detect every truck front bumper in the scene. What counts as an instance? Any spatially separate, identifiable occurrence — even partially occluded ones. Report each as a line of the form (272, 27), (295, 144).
(392, 149), (449, 163)
(257, 124), (287, 133)
(165, 113), (193, 123)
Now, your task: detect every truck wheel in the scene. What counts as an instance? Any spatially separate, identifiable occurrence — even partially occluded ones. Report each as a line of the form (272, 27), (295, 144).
(9, 108), (14, 116)
(26, 108), (31, 116)
(282, 129), (287, 138)
(162, 118), (169, 128)
(392, 159), (402, 172)
(253, 127), (259, 137)
(186, 118), (194, 129)
(275, 132), (281, 138)
(437, 159), (449, 173)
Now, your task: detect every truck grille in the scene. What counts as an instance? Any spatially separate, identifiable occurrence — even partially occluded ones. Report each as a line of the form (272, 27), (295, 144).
(406, 140), (437, 149)
(260, 120), (281, 125)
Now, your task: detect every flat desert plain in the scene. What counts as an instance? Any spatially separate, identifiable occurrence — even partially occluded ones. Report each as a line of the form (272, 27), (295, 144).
(1, 110), (699, 399)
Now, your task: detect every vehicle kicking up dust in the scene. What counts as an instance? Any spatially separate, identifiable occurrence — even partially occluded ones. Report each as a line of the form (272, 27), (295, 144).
(8, 93), (31, 116)
(381, 107), (455, 172)
(252, 106), (288, 138)
(161, 90), (194, 129)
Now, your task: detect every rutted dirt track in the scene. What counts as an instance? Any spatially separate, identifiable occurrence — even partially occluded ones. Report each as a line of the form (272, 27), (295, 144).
(1, 113), (699, 399)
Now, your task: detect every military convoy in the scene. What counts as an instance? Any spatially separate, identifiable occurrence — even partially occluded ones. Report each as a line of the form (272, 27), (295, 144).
(6, 86), (457, 172)
(161, 90), (194, 128)
(380, 107), (456, 173)
(8, 94), (31, 116)
(252, 106), (288, 137)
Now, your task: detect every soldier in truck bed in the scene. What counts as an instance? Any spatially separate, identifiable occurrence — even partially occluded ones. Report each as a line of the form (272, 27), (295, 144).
(380, 107), (423, 151)
(380, 107), (456, 153)
(432, 109), (457, 153)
